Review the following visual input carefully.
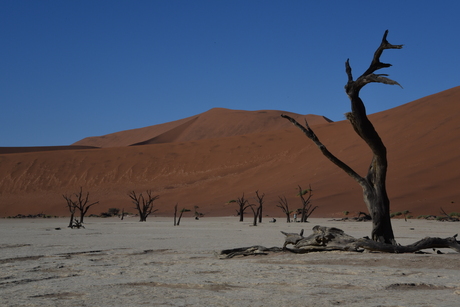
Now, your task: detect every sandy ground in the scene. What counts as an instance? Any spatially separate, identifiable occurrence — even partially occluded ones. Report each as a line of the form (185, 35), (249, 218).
(1, 217), (459, 307)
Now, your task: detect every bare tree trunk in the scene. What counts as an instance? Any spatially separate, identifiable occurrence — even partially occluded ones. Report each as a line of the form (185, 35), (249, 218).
(174, 203), (178, 226)
(282, 31), (402, 244)
(176, 208), (190, 226)
(276, 196), (291, 223)
(250, 205), (261, 226)
(255, 190), (264, 223)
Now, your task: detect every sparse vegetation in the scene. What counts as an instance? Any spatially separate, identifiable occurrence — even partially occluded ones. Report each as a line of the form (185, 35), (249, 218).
(100, 208), (120, 217)
(6, 213), (58, 219)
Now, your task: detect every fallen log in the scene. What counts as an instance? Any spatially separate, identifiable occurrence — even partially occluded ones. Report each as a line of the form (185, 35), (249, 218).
(217, 226), (460, 258)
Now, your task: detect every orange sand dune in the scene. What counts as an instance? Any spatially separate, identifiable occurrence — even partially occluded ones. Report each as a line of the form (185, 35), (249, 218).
(1, 87), (460, 218)
(73, 108), (332, 147)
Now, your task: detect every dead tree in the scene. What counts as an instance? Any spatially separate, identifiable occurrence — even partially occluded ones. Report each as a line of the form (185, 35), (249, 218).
(174, 203), (189, 226)
(73, 187), (99, 224)
(297, 185), (317, 222)
(229, 193), (252, 222)
(63, 187), (98, 225)
(174, 204), (190, 226)
(255, 190), (264, 223)
(282, 30), (402, 244)
(174, 203), (178, 226)
(249, 204), (261, 226)
(128, 190), (159, 222)
(276, 196), (292, 223)
(63, 194), (77, 228)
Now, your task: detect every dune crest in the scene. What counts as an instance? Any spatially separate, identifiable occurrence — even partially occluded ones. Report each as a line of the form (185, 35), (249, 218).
(73, 108), (332, 147)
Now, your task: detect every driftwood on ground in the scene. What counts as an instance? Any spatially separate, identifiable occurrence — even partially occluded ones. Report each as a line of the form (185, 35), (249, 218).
(217, 226), (460, 258)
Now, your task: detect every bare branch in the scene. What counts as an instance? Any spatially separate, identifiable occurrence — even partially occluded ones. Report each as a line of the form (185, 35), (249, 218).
(363, 30), (403, 76)
(281, 114), (366, 187)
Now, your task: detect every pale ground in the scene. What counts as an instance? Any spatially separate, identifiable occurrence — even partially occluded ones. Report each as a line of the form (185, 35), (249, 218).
(1, 216), (459, 307)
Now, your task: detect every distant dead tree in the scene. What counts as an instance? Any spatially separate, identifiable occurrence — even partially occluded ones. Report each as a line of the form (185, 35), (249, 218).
(228, 193), (252, 222)
(63, 187), (98, 226)
(247, 190), (265, 226)
(282, 30), (402, 244)
(276, 196), (292, 223)
(174, 203), (190, 226)
(297, 185), (317, 222)
(174, 203), (178, 226)
(128, 190), (159, 222)
(63, 193), (77, 228)
(255, 190), (264, 224)
(73, 187), (99, 224)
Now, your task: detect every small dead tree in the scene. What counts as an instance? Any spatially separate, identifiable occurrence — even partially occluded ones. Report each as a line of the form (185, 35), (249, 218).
(276, 196), (292, 223)
(63, 194), (77, 228)
(282, 30), (402, 244)
(174, 203), (178, 226)
(255, 190), (264, 223)
(248, 204), (260, 226)
(73, 187), (99, 224)
(228, 193), (252, 222)
(297, 185), (318, 222)
(63, 187), (98, 226)
(248, 190), (264, 226)
(174, 203), (190, 226)
(128, 190), (159, 222)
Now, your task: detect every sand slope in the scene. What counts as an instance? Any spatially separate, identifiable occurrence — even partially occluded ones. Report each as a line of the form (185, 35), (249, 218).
(1, 87), (460, 217)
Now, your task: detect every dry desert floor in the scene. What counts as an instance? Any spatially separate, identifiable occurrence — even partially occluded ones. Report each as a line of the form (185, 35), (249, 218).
(1, 217), (460, 307)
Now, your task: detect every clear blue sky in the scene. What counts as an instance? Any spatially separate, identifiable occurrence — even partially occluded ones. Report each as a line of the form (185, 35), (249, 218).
(2, 1), (459, 146)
